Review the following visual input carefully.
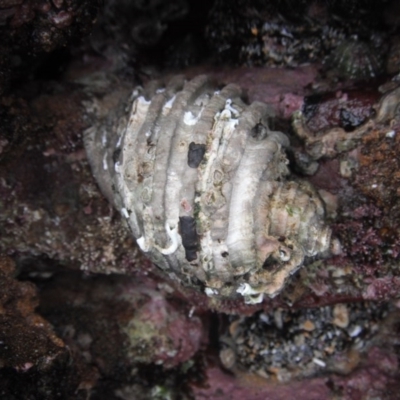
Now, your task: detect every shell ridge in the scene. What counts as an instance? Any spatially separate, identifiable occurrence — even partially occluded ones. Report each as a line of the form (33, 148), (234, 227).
(178, 89), (220, 221)
(196, 103), (230, 274)
(226, 102), (280, 273)
(152, 76), (210, 251)
(165, 82), (213, 225)
(225, 106), (278, 274)
(137, 85), (189, 251)
(202, 111), (240, 280)
(117, 94), (167, 231)
(151, 94), (189, 248)
(194, 85), (244, 279)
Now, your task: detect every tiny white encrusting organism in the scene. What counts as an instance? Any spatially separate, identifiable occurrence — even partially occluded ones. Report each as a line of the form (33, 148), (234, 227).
(84, 75), (332, 304)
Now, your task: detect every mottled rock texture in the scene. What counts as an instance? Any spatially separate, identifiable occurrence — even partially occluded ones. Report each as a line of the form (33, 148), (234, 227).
(2, 0), (400, 398)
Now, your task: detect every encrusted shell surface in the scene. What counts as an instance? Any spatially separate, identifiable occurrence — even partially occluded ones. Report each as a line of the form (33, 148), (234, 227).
(84, 75), (331, 304)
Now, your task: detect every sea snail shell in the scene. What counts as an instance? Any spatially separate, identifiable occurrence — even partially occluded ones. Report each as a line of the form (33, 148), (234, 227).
(84, 75), (331, 304)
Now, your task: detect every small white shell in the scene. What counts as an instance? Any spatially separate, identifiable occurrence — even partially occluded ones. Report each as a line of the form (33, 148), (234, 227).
(84, 75), (331, 304)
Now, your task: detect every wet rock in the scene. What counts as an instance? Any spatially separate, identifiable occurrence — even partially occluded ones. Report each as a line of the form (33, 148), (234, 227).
(219, 302), (390, 380)
(0, 256), (96, 399)
(38, 270), (205, 371)
(205, 0), (393, 73)
(0, 85), (148, 274)
(0, 0), (101, 94)
(0, 255), (64, 370)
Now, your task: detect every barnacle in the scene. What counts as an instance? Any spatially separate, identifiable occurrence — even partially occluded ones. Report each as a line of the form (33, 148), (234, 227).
(84, 75), (332, 304)
(327, 37), (384, 80)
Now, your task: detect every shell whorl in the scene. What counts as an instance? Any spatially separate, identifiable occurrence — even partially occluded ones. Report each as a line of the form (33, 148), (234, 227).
(84, 75), (331, 304)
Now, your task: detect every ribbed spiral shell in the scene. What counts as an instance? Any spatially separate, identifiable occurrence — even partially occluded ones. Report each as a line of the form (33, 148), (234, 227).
(84, 75), (331, 304)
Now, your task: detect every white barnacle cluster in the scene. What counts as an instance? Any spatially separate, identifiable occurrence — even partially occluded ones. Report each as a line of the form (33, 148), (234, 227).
(84, 75), (332, 304)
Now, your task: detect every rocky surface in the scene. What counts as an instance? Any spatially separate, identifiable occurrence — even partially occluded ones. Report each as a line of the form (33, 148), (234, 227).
(1, 0), (400, 399)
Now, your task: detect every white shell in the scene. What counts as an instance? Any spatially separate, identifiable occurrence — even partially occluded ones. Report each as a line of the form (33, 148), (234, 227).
(84, 75), (331, 304)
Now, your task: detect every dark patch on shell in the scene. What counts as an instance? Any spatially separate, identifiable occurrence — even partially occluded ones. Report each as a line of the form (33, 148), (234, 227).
(179, 216), (198, 261)
(113, 148), (121, 164)
(188, 142), (206, 168)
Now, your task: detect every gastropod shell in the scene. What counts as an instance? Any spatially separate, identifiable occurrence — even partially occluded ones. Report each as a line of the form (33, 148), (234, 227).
(84, 75), (331, 304)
